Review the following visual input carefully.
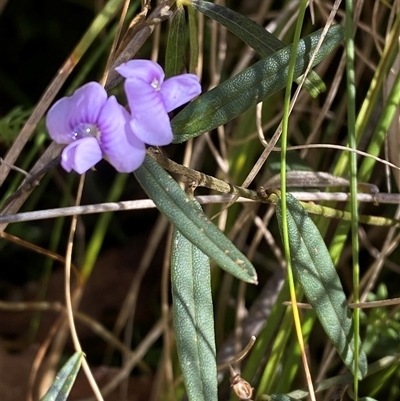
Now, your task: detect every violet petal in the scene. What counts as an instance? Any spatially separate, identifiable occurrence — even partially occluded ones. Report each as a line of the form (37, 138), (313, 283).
(46, 96), (76, 144)
(161, 74), (201, 112)
(124, 79), (173, 146)
(98, 96), (146, 172)
(116, 60), (165, 84)
(67, 82), (107, 130)
(61, 137), (102, 174)
(46, 82), (107, 144)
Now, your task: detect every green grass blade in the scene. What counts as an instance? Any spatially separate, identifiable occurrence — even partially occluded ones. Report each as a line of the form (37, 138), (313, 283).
(134, 155), (258, 284)
(242, 280), (289, 396)
(256, 302), (295, 396)
(40, 352), (83, 401)
(171, 25), (344, 143)
(191, 0), (325, 97)
(171, 201), (217, 401)
(80, 173), (129, 282)
(276, 194), (368, 379)
(332, 12), (400, 182)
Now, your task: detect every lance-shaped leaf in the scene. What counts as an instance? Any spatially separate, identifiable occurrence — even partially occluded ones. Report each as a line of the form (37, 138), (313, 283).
(191, 0), (325, 97)
(40, 352), (83, 401)
(165, 5), (187, 78)
(171, 203), (217, 401)
(134, 155), (258, 284)
(171, 24), (344, 143)
(276, 194), (367, 379)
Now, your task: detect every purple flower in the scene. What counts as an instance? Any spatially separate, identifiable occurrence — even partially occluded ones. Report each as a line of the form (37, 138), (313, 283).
(116, 60), (201, 146)
(46, 82), (145, 174)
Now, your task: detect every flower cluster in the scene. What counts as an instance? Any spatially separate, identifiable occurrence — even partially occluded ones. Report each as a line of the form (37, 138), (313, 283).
(46, 60), (201, 174)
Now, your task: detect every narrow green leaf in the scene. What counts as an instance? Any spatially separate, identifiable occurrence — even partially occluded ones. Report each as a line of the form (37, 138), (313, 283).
(270, 395), (299, 401)
(276, 194), (367, 379)
(191, 0), (325, 97)
(171, 202), (217, 401)
(40, 352), (83, 401)
(171, 25), (344, 143)
(187, 4), (199, 73)
(165, 5), (187, 78)
(134, 155), (258, 284)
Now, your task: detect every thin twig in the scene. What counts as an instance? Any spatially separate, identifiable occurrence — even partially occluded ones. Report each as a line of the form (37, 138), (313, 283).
(2, 192), (400, 224)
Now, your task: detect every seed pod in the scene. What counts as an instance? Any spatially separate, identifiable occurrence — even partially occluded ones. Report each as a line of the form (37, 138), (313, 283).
(230, 373), (254, 401)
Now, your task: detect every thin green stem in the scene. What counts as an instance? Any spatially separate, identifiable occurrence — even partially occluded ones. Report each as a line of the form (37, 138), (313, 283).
(345, 0), (360, 396)
(280, 1), (316, 400)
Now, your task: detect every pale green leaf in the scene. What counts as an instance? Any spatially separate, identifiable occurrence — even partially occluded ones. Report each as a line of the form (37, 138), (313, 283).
(171, 200), (217, 401)
(276, 194), (368, 378)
